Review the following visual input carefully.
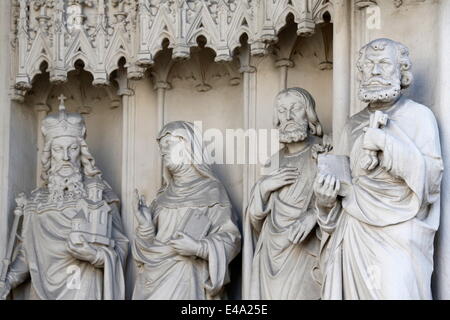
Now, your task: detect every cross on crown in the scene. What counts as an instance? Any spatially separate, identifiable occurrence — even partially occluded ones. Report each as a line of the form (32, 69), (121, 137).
(41, 94), (86, 141)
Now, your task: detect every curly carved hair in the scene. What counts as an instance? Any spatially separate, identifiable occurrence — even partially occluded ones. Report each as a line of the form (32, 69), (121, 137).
(357, 38), (413, 89)
(40, 137), (101, 184)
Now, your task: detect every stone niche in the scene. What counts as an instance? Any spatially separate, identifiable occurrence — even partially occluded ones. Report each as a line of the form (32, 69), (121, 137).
(7, 12), (334, 298)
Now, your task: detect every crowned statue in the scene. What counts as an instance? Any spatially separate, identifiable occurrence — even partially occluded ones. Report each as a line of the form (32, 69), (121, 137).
(0, 95), (129, 300)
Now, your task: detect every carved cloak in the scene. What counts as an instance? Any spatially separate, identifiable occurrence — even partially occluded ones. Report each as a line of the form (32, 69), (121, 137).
(132, 121), (241, 300)
(6, 183), (129, 300)
(242, 146), (322, 300)
(131, 178), (241, 300)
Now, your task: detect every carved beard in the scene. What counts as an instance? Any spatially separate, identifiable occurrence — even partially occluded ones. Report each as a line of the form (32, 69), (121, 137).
(279, 120), (309, 144)
(359, 76), (402, 104)
(47, 162), (86, 203)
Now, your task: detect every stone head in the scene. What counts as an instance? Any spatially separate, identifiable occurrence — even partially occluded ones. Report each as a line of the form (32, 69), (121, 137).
(157, 121), (204, 173)
(50, 135), (82, 177)
(40, 96), (100, 186)
(156, 121), (218, 190)
(273, 87), (323, 144)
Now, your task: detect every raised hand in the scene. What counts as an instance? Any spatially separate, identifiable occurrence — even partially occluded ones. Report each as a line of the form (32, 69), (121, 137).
(314, 173), (340, 208)
(133, 189), (153, 226)
(360, 111), (388, 171)
(360, 127), (387, 171)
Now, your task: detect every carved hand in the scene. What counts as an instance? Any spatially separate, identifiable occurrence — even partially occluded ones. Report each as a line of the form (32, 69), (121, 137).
(260, 167), (299, 202)
(288, 214), (317, 244)
(314, 173), (340, 208)
(168, 232), (202, 257)
(66, 235), (102, 266)
(133, 189), (153, 227)
(0, 280), (11, 300)
(362, 127), (386, 152)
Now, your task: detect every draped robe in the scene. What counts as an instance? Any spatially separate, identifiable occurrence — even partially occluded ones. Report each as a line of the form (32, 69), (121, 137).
(6, 183), (129, 300)
(319, 97), (444, 300)
(132, 176), (241, 300)
(243, 145), (322, 300)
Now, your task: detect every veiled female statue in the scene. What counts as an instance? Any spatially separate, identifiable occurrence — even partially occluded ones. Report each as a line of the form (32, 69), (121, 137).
(132, 121), (241, 300)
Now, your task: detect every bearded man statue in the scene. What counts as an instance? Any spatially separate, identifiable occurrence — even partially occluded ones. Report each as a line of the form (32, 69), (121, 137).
(314, 38), (444, 299)
(242, 87), (330, 300)
(132, 121), (241, 300)
(0, 97), (128, 300)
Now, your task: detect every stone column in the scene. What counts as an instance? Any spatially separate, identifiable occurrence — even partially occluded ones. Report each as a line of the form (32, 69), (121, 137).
(351, 1), (374, 115)
(120, 87), (137, 233)
(273, 24), (297, 92)
(275, 59), (294, 91)
(238, 45), (258, 299)
(433, 0), (450, 300)
(239, 63), (257, 216)
(150, 52), (174, 184)
(331, 0), (351, 146)
(0, 0), (12, 262)
(154, 80), (171, 182)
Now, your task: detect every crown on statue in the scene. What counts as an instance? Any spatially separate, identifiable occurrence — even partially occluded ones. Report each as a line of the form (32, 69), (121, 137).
(41, 94), (86, 141)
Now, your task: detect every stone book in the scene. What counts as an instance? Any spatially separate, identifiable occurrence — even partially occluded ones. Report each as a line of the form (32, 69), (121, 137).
(317, 154), (352, 197)
(181, 211), (212, 241)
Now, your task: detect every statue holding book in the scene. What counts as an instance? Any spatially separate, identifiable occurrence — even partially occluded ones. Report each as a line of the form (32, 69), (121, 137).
(131, 121), (241, 300)
(0, 96), (129, 300)
(314, 38), (444, 299)
(242, 87), (331, 300)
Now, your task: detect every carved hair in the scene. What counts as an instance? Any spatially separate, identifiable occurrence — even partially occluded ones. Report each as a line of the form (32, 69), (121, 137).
(40, 137), (101, 184)
(273, 87), (323, 137)
(357, 38), (413, 89)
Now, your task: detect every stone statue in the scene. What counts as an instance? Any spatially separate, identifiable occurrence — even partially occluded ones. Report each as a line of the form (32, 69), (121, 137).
(314, 38), (444, 299)
(242, 87), (330, 300)
(132, 121), (241, 300)
(0, 96), (129, 300)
